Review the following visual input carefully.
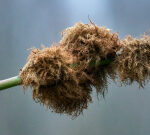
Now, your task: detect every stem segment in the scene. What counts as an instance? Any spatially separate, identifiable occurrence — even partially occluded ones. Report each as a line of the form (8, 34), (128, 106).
(0, 76), (22, 90)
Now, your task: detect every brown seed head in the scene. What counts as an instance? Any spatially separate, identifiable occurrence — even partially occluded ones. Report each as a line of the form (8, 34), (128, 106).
(117, 35), (150, 87)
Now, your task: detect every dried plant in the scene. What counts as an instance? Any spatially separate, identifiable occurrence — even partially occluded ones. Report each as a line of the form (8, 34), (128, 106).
(20, 45), (93, 116)
(60, 22), (120, 93)
(19, 22), (121, 116)
(19, 22), (150, 117)
(60, 22), (121, 68)
(117, 35), (150, 87)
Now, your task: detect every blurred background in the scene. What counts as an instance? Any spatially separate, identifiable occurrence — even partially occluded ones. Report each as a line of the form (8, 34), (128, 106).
(0, 0), (150, 135)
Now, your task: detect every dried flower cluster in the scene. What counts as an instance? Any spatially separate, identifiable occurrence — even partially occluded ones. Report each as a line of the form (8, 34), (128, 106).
(60, 22), (121, 69)
(20, 45), (92, 116)
(60, 22), (121, 93)
(117, 35), (150, 87)
(20, 22), (150, 117)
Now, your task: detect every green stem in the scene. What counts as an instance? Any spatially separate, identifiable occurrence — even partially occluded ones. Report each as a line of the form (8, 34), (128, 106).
(0, 76), (22, 91)
(0, 59), (113, 91)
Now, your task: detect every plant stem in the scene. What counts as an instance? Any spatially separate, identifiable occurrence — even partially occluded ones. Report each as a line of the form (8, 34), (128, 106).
(0, 76), (22, 91)
(0, 59), (113, 91)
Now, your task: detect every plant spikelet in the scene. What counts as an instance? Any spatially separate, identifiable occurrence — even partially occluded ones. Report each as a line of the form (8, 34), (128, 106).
(117, 35), (150, 87)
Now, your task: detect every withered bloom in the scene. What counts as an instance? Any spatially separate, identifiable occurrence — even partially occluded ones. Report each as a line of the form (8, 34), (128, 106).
(60, 22), (121, 93)
(117, 35), (150, 87)
(20, 22), (150, 117)
(20, 22), (122, 116)
(20, 45), (92, 116)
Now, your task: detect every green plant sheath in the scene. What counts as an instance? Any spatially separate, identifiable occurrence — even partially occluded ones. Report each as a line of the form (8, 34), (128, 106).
(0, 59), (113, 91)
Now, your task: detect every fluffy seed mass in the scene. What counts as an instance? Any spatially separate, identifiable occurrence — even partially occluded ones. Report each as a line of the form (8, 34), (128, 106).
(117, 35), (150, 87)
(60, 22), (121, 68)
(20, 45), (93, 116)
(60, 22), (121, 93)
(20, 22), (150, 117)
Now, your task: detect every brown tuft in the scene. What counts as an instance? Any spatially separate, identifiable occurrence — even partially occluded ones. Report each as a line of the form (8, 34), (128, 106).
(60, 22), (120, 93)
(117, 35), (150, 87)
(60, 22), (121, 68)
(32, 83), (92, 117)
(20, 45), (75, 88)
(20, 22), (122, 117)
(20, 45), (92, 116)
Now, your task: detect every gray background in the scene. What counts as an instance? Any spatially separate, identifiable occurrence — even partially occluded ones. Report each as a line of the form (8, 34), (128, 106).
(0, 0), (150, 135)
